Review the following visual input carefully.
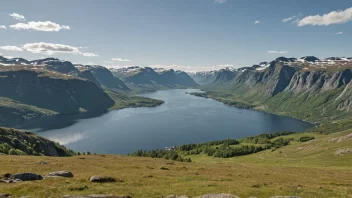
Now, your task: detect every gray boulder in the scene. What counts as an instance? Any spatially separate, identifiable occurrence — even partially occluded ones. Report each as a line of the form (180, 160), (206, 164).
(163, 196), (190, 198)
(47, 171), (73, 178)
(89, 176), (116, 183)
(10, 173), (43, 181)
(61, 195), (131, 198)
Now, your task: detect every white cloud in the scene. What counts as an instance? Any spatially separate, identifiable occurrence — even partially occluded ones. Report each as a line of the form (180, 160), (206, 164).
(112, 57), (131, 62)
(10, 21), (70, 32)
(82, 52), (99, 57)
(21, 42), (98, 57)
(282, 15), (296, 23)
(23, 42), (79, 55)
(0, 46), (24, 52)
(336, 32), (343, 35)
(214, 0), (227, 4)
(298, 7), (352, 26)
(268, 51), (288, 54)
(254, 20), (260, 24)
(0, 25), (6, 29)
(9, 13), (26, 21)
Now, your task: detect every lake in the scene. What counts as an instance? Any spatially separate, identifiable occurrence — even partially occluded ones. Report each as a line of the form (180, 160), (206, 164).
(33, 89), (313, 154)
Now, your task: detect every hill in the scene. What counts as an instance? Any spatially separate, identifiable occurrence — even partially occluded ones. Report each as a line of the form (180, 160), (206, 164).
(0, 129), (350, 197)
(0, 127), (75, 156)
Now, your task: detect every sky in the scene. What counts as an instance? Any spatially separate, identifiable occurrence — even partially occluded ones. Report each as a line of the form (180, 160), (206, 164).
(0, 0), (351, 72)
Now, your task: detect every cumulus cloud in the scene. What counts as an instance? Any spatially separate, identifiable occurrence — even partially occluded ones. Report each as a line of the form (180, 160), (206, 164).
(0, 46), (24, 52)
(268, 51), (288, 54)
(254, 20), (260, 24)
(9, 13), (26, 21)
(10, 21), (70, 31)
(214, 0), (227, 4)
(82, 52), (99, 57)
(12, 42), (98, 57)
(282, 15), (296, 23)
(112, 58), (131, 62)
(297, 7), (352, 26)
(0, 25), (6, 29)
(23, 42), (79, 54)
(336, 32), (343, 35)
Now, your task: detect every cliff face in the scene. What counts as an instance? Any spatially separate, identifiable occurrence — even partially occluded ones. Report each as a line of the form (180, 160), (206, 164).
(208, 57), (352, 122)
(0, 69), (114, 114)
(89, 66), (130, 91)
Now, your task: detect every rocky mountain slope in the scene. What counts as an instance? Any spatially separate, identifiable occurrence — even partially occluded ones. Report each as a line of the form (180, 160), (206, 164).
(0, 127), (75, 156)
(188, 70), (220, 85)
(200, 56), (352, 123)
(76, 65), (130, 91)
(111, 66), (198, 92)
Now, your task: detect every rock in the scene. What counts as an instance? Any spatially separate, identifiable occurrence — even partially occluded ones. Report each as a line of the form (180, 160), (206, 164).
(194, 194), (240, 198)
(163, 195), (190, 198)
(0, 194), (12, 198)
(61, 195), (131, 198)
(10, 173), (43, 181)
(47, 171), (73, 178)
(39, 161), (48, 165)
(89, 176), (116, 183)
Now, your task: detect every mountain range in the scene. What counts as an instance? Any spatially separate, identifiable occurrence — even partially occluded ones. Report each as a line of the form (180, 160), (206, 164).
(191, 56), (352, 123)
(111, 66), (198, 92)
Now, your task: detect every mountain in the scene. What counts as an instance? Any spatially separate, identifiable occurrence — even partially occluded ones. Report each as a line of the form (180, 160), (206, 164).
(200, 56), (352, 123)
(0, 65), (115, 126)
(0, 56), (130, 92)
(0, 127), (75, 156)
(188, 70), (220, 85)
(111, 66), (198, 92)
(0, 57), (164, 127)
(76, 65), (130, 91)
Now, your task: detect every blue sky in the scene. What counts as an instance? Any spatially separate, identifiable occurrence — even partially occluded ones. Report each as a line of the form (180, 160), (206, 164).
(0, 0), (351, 71)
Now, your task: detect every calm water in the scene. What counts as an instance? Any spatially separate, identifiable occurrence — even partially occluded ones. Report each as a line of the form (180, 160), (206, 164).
(33, 89), (313, 154)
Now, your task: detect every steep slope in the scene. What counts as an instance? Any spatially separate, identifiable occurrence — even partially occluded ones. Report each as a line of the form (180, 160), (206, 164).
(0, 66), (115, 126)
(77, 65), (129, 91)
(0, 127), (75, 156)
(201, 56), (352, 123)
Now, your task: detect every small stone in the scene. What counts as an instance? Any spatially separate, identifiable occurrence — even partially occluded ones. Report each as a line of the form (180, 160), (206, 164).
(47, 171), (73, 178)
(39, 161), (48, 165)
(89, 176), (116, 183)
